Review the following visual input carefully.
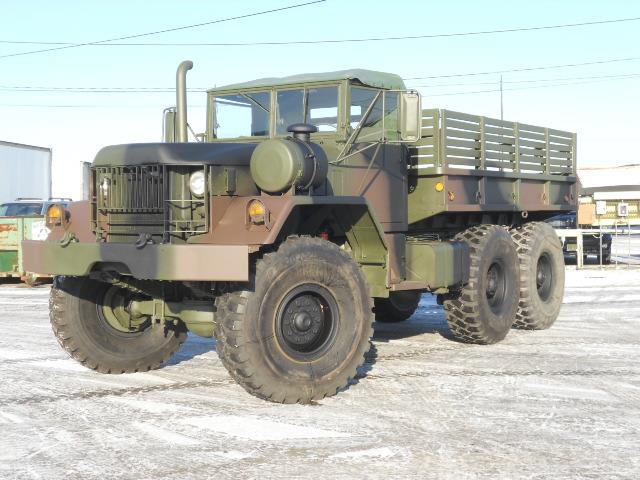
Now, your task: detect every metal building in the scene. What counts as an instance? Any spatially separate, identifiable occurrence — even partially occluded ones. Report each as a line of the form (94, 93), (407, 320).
(0, 140), (52, 204)
(578, 165), (640, 226)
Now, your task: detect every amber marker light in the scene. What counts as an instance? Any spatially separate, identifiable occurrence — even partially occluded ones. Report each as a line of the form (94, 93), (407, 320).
(46, 204), (67, 227)
(435, 182), (445, 192)
(247, 199), (267, 224)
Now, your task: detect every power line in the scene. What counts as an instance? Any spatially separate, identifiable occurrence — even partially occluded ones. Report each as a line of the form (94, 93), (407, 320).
(416, 74), (640, 97)
(4, 74), (638, 108)
(415, 72), (640, 88)
(0, 104), (207, 108)
(2, 71), (639, 93)
(0, 15), (638, 48)
(0, 86), (207, 93)
(0, 0), (325, 60)
(403, 56), (640, 80)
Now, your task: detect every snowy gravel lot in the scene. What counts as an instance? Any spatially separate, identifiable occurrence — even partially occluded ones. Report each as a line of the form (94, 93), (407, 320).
(1, 268), (639, 479)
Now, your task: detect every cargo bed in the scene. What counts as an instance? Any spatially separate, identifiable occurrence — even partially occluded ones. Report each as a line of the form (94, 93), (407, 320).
(408, 109), (577, 223)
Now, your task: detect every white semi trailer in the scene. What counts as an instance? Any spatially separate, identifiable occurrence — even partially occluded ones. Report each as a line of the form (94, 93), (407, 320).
(0, 140), (52, 204)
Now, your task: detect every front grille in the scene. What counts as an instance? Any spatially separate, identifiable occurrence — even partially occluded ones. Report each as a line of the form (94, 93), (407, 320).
(95, 165), (164, 213)
(91, 165), (208, 243)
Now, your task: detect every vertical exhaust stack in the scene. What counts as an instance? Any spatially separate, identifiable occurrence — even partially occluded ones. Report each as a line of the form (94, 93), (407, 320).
(176, 60), (193, 143)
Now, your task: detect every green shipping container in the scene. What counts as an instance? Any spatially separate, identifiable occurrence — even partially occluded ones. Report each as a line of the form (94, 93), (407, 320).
(0, 216), (50, 282)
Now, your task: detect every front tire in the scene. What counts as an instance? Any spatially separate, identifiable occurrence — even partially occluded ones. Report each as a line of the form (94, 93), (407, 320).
(442, 225), (520, 344)
(214, 237), (373, 404)
(510, 222), (564, 330)
(50, 276), (187, 373)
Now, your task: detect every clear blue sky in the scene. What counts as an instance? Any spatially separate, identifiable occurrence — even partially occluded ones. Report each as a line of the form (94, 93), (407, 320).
(1, 0), (638, 199)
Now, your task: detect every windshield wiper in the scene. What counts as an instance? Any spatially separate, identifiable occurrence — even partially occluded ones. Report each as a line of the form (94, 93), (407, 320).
(241, 93), (269, 113)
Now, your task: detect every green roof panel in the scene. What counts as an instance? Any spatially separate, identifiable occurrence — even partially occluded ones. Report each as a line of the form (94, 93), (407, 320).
(208, 69), (406, 93)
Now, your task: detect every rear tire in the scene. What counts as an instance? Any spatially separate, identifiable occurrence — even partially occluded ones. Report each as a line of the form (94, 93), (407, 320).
(214, 237), (373, 404)
(442, 225), (519, 344)
(374, 291), (421, 323)
(50, 276), (186, 373)
(511, 222), (564, 330)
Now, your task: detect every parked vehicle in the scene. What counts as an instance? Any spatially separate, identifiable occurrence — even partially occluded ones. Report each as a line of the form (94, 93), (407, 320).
(0, 198), (71, 217)
(546, 212), (612, 264)
(24, 62), (577, 403)
(0, 198), (70, 283)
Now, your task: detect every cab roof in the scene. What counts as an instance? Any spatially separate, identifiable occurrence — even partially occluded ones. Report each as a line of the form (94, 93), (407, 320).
(208, 69), (406, 93)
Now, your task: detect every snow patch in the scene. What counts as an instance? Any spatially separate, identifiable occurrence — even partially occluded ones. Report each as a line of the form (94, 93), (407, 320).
(211, 450), (254, 460)
(0, 349), (42, 360)
(521, 381), (615, 402)
(132, 422), (202, 446)
(331, 447), (397, 459)
(563, 293), (640, 303)
(109, 397), (195, 413)
(180, 415), (350, 441)
(27, 359), (89, 372)
(0, 412), (24, 424)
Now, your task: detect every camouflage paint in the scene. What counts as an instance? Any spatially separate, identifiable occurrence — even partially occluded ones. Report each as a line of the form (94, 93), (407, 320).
(23, 68), (577, 303)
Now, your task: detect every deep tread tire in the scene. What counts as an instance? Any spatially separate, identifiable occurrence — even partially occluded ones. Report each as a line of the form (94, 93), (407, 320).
(50, 276), (187, 373)
(442, 225), (519, 344)
(374, 291), (421, 323)
(510, 222), (565, 330)
(214, 237), (373, 404)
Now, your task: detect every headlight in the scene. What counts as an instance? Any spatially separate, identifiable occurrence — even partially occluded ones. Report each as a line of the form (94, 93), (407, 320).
(189, 170), (205, 197)
(100, 177), (110, 197)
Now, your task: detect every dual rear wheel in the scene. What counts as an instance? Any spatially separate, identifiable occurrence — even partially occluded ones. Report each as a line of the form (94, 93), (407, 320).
(442, 222), (564, 344)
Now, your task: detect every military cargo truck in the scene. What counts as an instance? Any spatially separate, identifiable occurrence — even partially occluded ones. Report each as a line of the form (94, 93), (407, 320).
(24, 61), (577, 403)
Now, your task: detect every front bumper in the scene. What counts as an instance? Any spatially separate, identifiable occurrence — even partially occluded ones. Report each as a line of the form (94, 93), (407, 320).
(22, 240), (249, 281)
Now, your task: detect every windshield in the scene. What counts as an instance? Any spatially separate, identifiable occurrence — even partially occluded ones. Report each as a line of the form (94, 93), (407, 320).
(275, 87), (339, 135)
(213, 86), (340, 139)
(214, 91), (270, 138)
(0, 202), (43, 217)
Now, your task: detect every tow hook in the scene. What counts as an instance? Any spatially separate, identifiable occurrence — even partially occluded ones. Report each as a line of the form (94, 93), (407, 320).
(59, 232), (77, 248)
(135, 232), (154, 249)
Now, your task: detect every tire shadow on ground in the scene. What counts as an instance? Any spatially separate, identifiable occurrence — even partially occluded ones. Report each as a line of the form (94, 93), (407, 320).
(165, 333), (217, 366)
(372, 295), (451, 342)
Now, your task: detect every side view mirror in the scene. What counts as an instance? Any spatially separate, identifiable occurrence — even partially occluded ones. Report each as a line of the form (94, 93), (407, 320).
(399, 91), (422, 142)
(162, 107), (177, 143)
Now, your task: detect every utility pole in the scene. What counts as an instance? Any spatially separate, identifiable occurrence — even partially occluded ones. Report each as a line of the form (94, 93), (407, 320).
(500, 75), (504, 120)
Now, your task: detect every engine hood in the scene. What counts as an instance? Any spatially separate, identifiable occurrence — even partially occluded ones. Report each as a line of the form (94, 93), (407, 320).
(93, 142), (257, 167)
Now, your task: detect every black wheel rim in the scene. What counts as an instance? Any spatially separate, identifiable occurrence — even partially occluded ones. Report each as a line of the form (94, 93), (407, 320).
(485, 261), (507, 315)
(96, 285), (150, 335)
(276, 283), (338, 361)
(536, 252), (553, 302)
